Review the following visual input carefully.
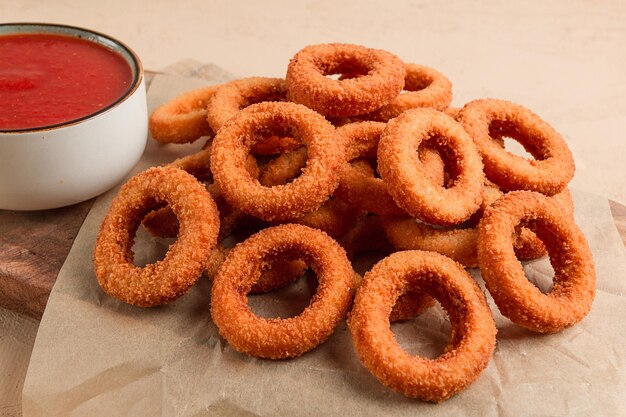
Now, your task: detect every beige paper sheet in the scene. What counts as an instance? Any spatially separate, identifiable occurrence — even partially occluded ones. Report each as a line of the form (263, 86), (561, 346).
(22, 73), (626, 417)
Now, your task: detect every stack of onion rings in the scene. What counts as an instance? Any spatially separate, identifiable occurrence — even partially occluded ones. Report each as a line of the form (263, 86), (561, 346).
(94, 42), (596, 403)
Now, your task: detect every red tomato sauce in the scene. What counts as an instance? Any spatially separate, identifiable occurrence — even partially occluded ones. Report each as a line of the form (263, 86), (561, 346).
(0, 33), (133, 131)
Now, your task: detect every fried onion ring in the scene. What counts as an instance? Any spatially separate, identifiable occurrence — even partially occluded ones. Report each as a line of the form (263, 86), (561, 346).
(363, 63), (453, 121)
(477, 191), (595, 333)
(211, 102), (344, 222)
(336, 121), (446, 216)
(349, 250), (496, 402)
(149, 85), (220, 144)
(378, 108), (484, 225)
(211, 224), (355, 359)
(286, 43), (405, 117)
(458, 99), (575, 195)
(93, 167), (220, 307)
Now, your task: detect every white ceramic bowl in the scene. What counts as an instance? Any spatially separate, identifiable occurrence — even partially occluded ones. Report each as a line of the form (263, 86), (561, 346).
(0, 23), (147, 211)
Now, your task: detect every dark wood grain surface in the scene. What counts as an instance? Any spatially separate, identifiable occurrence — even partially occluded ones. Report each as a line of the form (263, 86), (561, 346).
(0, 70), (623, 319)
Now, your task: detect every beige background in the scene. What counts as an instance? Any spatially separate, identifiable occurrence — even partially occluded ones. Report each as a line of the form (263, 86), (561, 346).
(1, 0), (625, 415)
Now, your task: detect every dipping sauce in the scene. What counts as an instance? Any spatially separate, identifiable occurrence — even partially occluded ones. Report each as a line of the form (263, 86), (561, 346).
(0, 33), (133, 131)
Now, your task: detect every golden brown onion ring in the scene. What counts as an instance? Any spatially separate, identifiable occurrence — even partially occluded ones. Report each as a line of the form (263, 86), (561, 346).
(478, 191), (595, 333)
(349, 250), (496, 402)
(458, 99), (575, 195)
(93, 167), (220, 307)
(149, 85), (220, 144)
(378, 108), (484, 225)
(211, 102), (344, 222)
(286, 43), (405, 117)
(211, 224), (355, 359)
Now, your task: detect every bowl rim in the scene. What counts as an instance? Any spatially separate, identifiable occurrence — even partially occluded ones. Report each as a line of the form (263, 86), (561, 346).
(0, 22), (144, 135)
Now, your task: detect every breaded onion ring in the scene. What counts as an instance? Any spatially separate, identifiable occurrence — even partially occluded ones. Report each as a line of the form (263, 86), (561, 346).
(149, 85), (220, 144)
(93, 167), (220, 307)
(349, 250), (496, 402)
(378, 108), (484, 225)
(382, 186), (574, 267)
(364, 63), (453, 121)
(211, 102), (344, 222)
(458, 99), (575, 195)
(286, 43), (405, 117)
(335, 121), (446, 216)
(478, 191), (595, 333)
(211, 224), (355, 359)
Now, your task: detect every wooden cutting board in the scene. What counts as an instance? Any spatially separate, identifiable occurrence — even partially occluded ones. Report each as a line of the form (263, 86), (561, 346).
(0, 70), (624, 319)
